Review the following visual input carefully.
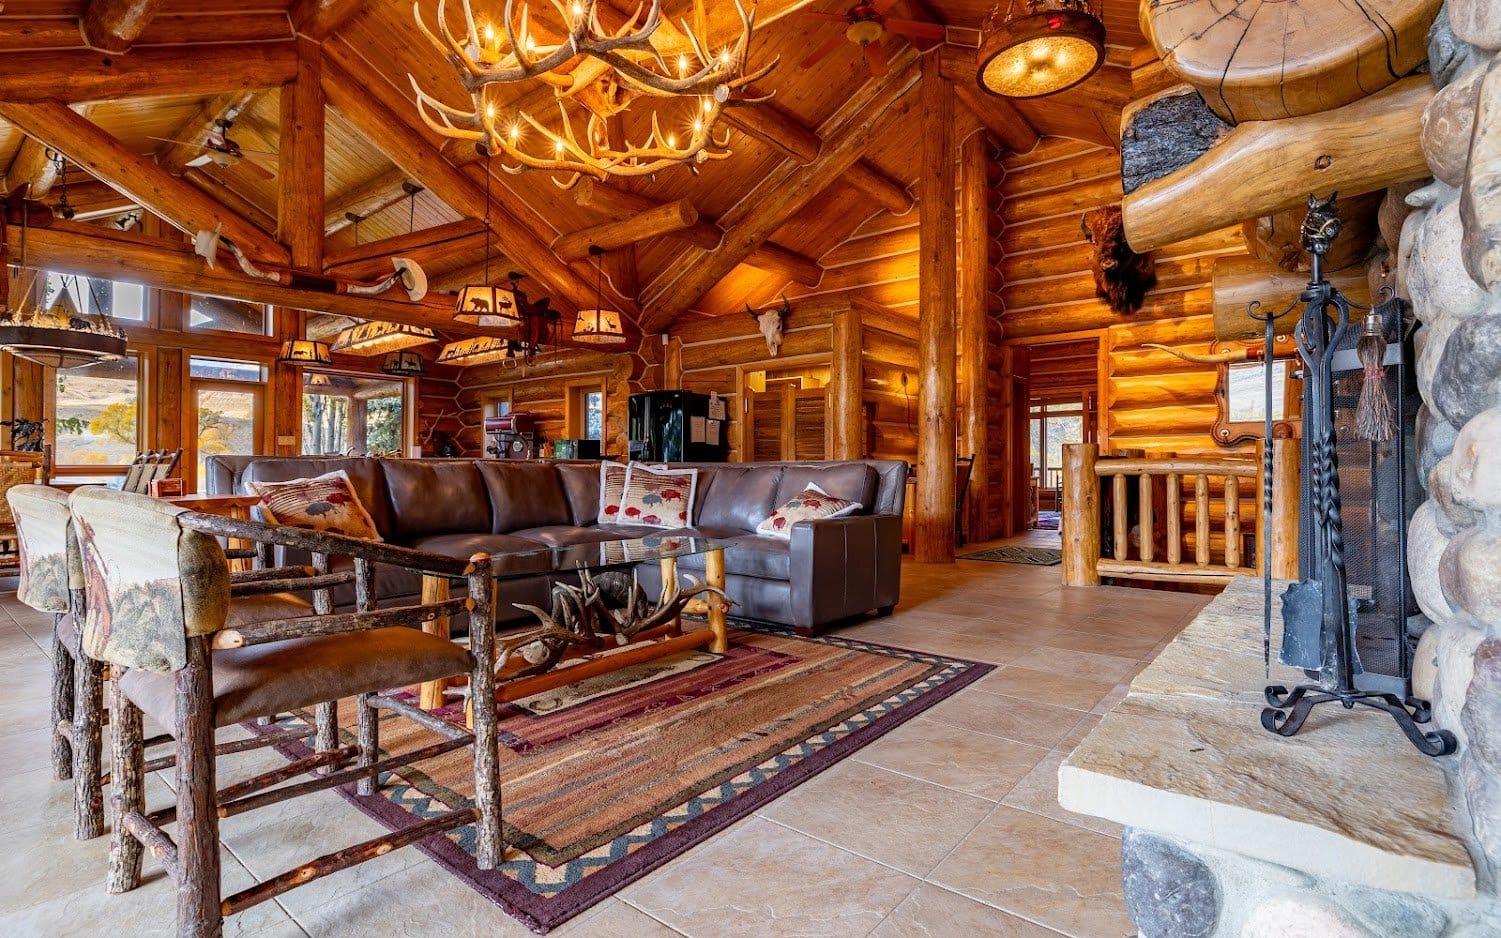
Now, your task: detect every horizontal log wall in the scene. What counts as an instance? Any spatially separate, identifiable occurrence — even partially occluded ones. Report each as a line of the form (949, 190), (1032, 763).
(997, 139), (1254, 457)
(862, 314), (919, 465)
(453, 352), (623, 457)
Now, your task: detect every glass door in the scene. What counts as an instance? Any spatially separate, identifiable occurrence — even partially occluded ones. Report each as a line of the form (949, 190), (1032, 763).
(191, 382), (264, 492)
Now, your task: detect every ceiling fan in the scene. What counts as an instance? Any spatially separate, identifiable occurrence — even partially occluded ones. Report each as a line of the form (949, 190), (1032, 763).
(798, 1), (946, 76)
(150, 117), (276, 181)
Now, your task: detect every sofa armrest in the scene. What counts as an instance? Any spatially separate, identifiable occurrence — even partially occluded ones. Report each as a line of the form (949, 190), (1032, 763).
(787, 512), (902, 630)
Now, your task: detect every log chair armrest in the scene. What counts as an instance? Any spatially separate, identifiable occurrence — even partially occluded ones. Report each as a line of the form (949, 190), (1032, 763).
(787, 513), (902, 629)
(179, 511), (474, 578)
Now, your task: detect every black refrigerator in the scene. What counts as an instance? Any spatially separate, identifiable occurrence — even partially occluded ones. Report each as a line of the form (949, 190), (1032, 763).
(628, 391), (728, 462)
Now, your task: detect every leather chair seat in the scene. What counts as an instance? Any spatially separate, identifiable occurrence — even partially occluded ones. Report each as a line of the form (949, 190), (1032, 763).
(121, 627), (474, 730)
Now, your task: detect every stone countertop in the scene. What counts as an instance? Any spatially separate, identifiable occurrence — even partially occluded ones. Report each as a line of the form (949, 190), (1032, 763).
(1058, 577), (1477, 899)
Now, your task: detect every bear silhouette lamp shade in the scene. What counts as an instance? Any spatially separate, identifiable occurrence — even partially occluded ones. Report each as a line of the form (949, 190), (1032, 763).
(977, 0), (1105, 99)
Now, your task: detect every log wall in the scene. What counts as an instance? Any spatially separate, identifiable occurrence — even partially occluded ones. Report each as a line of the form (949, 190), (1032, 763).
(996, 139), (1253, 458)
(861, 313), (919, 464)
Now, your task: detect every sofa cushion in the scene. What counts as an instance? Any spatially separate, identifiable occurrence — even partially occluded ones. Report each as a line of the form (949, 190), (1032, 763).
(242, 458), (393, 538)
(381, 460), (489, 540)
(246, 469), (384, 541)
(775, 464), (877, 515)
(555, 463), (601, 526)
(121, 627), (474, 729)
(509, 525), (623, 547)
(476, 462), (572, 533)
(696, 465), (781, 532)
(408, 531), (548, 559)
(676, 535), (791, 580)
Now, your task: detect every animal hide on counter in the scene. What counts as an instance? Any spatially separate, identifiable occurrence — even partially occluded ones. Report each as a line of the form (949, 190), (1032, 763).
(1083, 205), (1155, 315)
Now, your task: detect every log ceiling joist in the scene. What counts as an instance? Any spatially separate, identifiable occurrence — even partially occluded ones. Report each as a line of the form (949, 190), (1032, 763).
(4, 106), (93, 197)
(639, 46), (923, 331)
(290, 0), (365, 42)
(181, 167), (277, 234)
(79, 0), (167, 54)
(0, 43), (297, 103)
(9, 219), (464, 331)
(324, 218), (488, 279)
(551, 199), (700, 262)
(319, 39), (621, 316)
(324, 167), (412, 235)
(0, 101), (291, 265)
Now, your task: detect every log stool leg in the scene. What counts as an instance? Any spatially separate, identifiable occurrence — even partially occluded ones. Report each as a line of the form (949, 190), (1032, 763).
(50, 616), (75, 780)
(175, 639), (222, 938)
(467, 563), (501, 869)
(315, 701), (339, 761)
(107, 676), (145, 894)
(74, 652), (106, 839)
(356, 693), (378, 796)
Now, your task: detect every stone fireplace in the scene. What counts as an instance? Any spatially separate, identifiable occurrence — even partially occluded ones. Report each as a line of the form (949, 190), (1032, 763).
(1060, 2), (1501, 934)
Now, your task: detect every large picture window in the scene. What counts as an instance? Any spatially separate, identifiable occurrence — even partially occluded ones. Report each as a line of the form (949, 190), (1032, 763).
(54, 355), (141, 466)
(188, 295), (268, 335)
(302, 371), (406, 456)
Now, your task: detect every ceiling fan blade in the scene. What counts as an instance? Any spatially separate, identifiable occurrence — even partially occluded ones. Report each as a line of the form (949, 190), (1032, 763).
(885, 18), (947, 40)
(800, 32), (849, 69)
(239, 156), (276, 181)
(864, 39), (889, 76)
(147, 135), (204, 147)
(184, 154), (213, 168)
(797, 11), (851, 21)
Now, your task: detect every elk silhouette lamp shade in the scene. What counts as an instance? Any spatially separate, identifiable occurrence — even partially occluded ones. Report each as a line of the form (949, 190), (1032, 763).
(977, 0), (1105, 99)
(453, 282), (522, 328)
(571, 308), (627, 345)
(330, 320), (437, 355)
(381, 349), (426, 376)
(276, 339), (332, 365)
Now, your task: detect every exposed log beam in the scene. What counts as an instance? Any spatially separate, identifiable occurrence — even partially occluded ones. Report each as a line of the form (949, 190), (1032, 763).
(722, 94), (913, 213)
(320, 41), (613, 316)
(49, 179), (136, 221)
(79, 0), (166, 53)
(742, 241), (822, 287)
(156, 92), (259, 174)
(551, 199), (699, 261)
(324, 167), (411, 235)
(278, 37), (325, 269)
(640, 47), (922, 330)
(325, 219), (489, 274)
(914, 51), (956, 564)
(5, 138), (61, 198)
(1121, 76), (1434, 252)
(572, 178), (723, 249)
(181, 168), (278, 234)
(290, 0), (364, 41)
(0, 43), (297, 103)
(952, 82), (1040, 155)
(9, 220), (463, 330)
(0, 101), (290, 265)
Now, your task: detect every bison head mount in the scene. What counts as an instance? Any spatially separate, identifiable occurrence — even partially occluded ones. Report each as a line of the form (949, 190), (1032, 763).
(1082, 205), (1155, 316)
(746, 295), (792, 356)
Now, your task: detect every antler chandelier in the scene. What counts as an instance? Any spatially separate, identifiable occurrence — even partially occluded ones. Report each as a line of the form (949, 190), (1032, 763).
(410, 0), (776, 186)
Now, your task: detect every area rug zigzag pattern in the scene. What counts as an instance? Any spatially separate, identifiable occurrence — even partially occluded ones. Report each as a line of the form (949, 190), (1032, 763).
(256, 626), (992, 934)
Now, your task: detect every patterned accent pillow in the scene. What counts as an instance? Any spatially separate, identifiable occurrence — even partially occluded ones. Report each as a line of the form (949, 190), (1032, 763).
(617, 463), (698, 529)
(596, 462), (629, 524)
(756, 483), (862, 539)
(246, 469), (383, 541)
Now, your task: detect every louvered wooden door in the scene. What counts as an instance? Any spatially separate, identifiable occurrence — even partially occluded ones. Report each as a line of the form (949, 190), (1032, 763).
(746, 386), (828, 461)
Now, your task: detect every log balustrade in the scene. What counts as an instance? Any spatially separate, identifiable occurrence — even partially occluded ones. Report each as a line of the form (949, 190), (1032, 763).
(1061, 441), (1298, 587)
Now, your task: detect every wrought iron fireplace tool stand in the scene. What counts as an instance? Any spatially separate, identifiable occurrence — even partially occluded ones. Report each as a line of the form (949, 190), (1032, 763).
(1257, 195), (1455, 757)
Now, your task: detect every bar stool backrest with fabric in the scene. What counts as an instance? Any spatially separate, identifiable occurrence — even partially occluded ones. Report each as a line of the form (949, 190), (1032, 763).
(71, 487), (502, 937)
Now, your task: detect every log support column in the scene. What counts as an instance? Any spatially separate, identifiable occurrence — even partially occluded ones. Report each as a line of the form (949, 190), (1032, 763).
(1062, 443), (1101, 586)
(957, 130), (990, 544)
(914, 54), (957, 564)
(829, 306), (863, 460)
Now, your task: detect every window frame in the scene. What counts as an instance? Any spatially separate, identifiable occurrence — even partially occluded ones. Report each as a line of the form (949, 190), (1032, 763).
(299, 367), (413, 457)
(48, 349), (149, 478)
(565, 380), (606, 442)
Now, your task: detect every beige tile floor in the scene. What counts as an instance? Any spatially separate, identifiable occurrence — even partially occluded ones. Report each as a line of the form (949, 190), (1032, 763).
(0, 534), (1211, 938)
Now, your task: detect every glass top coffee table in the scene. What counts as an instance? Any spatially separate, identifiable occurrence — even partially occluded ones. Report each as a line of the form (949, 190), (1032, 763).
(417, 536), (734, 710)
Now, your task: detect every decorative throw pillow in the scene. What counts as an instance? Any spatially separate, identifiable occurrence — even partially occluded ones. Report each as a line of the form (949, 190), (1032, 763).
(596, 462), (629, 524)
(756, 483), (862, 539)
(246, 469), (383, 541)
(617, 463), (698, 529)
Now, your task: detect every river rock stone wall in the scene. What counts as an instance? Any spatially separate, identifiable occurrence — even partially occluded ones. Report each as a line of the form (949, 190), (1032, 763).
(1406, 0), (1501, 894)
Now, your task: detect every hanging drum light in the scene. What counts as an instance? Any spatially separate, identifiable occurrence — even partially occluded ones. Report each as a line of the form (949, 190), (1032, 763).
(330, 320), (437, 356)
(381, 349), (427, 376)
(571, 246), (627, 346)
(977, 0), (1105, 99)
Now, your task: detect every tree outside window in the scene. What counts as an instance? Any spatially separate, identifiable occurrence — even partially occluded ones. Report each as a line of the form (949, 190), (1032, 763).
(54, 355), (140, 465)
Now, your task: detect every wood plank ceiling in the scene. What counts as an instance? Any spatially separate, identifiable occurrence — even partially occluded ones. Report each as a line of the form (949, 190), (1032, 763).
(0, 0), (1147, 332)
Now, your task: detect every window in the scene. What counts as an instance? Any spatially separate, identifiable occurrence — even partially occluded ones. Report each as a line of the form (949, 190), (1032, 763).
(188, 295), (267, 335)
(567, 384), (604, 441)
(302, 371), (406, 456)
(1030, 399), (1085, 492)
(188, 358), (266, 490)
(44, 272), (146, 322)
(190, 357), (266, 382)
(54, 355), (141, 466)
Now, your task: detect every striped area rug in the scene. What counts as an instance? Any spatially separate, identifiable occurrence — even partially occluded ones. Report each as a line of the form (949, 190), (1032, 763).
(254, 627), (992, 933)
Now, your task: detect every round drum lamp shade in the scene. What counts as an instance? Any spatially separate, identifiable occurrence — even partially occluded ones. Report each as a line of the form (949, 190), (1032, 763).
(978, 1), (1105, 99)
(571, 308), (627, 345)
(277, 339), (333, 365)
(0, 324), (127, 369)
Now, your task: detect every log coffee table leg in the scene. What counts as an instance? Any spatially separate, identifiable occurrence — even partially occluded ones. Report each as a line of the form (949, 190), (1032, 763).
(420, 574), (451, 710)
(659, 556), (681, 635)
(704, 548), (728, 654)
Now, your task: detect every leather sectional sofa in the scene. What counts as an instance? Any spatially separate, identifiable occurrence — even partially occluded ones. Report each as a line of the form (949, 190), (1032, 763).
(204, 456), (907, 635)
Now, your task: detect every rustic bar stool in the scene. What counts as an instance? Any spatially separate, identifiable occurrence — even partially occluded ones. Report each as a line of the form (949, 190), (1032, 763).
(9, 485), (327, 839)
(71, 488), (501, 938)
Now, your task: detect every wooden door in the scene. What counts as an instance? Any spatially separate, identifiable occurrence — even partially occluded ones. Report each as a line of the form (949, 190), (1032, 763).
(746, 385), (828, 461)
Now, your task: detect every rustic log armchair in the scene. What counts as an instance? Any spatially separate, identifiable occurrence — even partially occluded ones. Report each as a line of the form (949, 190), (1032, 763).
(9, 484), (329, 840)
(69, 488), (502, 938)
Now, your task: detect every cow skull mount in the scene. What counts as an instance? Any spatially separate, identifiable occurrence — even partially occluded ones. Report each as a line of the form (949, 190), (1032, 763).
(746, 295), (792, 356)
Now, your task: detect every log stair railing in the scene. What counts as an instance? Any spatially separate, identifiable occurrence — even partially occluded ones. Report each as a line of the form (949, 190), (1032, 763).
(1061, 441), (1298, 587)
